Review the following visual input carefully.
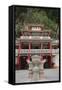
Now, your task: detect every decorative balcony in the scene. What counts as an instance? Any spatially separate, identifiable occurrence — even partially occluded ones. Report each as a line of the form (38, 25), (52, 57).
(20, 36), (51, 42)
(16, 49), (59, 56)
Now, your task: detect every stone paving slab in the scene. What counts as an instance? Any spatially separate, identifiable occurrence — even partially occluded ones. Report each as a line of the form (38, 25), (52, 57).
(15, 68), (59, 83)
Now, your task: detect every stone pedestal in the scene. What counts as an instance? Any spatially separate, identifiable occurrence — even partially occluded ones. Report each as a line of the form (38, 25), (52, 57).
(28, 55), (46, 80)
(39, 59), (46, 79)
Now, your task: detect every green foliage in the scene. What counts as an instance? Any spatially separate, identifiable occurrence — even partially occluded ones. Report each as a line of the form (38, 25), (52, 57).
(15, 7), (60, 39)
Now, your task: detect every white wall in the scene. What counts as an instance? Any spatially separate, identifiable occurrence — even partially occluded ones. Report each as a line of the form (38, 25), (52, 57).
(0, 0), (62, 90)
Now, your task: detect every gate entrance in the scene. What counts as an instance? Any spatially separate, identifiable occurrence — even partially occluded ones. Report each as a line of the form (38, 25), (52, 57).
(44, 55), (52, 68)
(20, 56), (29, 69)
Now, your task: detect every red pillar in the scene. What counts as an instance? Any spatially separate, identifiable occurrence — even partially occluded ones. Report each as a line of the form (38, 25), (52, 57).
(17, 41), (21, 69)
(48, 42), (52, 68)
(40, 43), (43, 61)
(27, 42), (31, 63)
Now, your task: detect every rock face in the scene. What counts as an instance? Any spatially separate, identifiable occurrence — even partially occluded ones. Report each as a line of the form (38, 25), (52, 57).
(28, 55), (46, 80)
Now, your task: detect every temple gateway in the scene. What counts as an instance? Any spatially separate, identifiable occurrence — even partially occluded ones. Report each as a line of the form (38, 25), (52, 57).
(15, 24), (59, 70)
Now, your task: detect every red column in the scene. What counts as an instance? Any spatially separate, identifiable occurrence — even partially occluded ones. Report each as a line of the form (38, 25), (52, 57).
(17, 41), (21, 68)
(27, 42), (31, 63)
(48, 42), (52, 68)
(50, 41), (52, 68)
(40, 43), (43, 61)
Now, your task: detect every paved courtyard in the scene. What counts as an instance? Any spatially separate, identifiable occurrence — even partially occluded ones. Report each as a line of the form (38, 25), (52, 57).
(15, 68), (59, 83)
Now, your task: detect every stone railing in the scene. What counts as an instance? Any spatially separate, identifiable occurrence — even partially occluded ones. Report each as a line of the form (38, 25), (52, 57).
(16, 49), (59, 56)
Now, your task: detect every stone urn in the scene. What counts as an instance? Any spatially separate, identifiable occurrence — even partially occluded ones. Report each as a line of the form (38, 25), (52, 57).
(28, 55), (46, 80)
